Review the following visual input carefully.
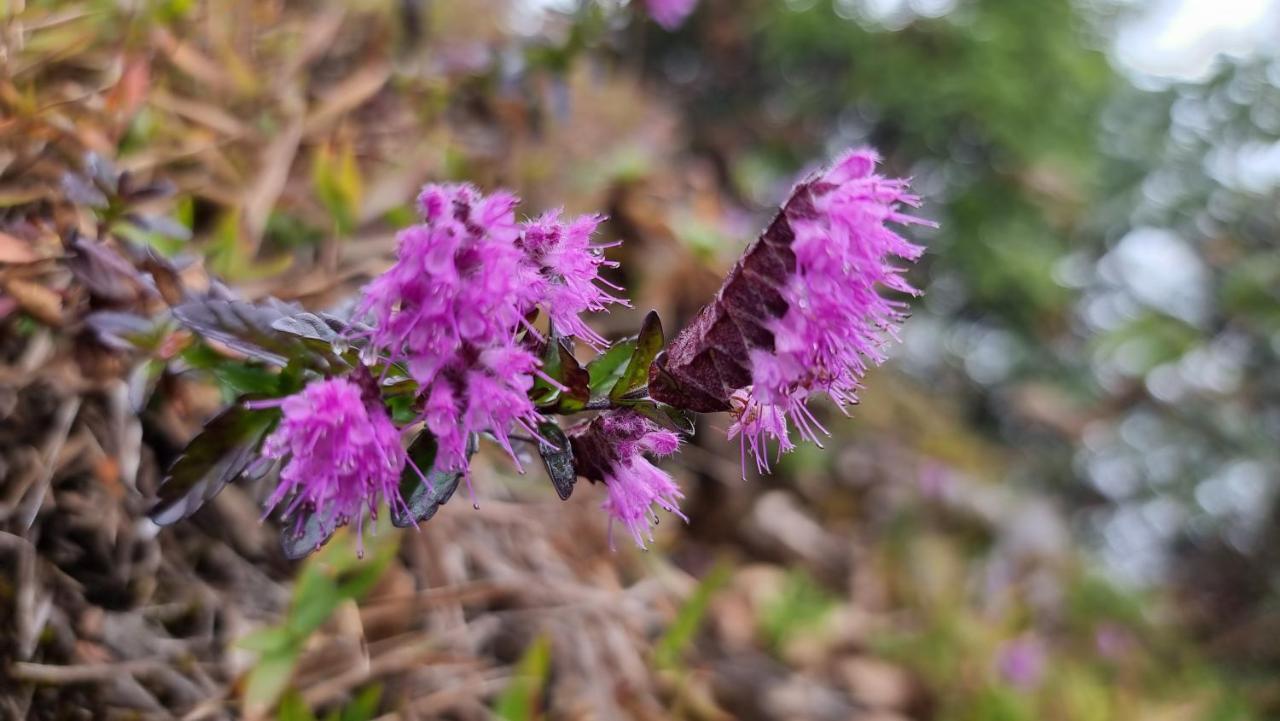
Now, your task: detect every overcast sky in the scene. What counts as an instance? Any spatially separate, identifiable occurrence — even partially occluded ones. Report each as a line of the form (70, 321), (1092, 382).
(1115, 0), (1280, 81)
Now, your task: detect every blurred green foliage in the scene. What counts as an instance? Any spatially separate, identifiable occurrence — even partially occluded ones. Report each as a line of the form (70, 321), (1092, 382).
(493, 636), (553, 721)
(238, 524), (398, 717)
(647, 0), (1280, 713)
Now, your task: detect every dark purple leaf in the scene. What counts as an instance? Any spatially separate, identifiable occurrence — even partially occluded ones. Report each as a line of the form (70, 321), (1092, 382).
(124, 213), (192, 242)
(121, 178), (177, 204)
(173, 297), (312, 367)
(61, 173), (109, 209)
(280, 508), (342, 560)
(536, 421), (575, 500)
(649, 200), (804, 412)
(149, 403), (279, 526)
(85, 311), (160, 351)
(390, 432), (472, 528)
(66, 232), (154, 302)
(84, 153), (120, 193)
(271, 312), (343, 344)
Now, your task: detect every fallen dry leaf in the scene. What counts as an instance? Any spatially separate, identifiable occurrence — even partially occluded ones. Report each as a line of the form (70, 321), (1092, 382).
(3, 277), (63, 325)
(0, 232), (41, 264)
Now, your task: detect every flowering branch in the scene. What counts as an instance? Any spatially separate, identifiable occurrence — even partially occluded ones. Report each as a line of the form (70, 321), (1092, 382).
(147, 148), (932, 559)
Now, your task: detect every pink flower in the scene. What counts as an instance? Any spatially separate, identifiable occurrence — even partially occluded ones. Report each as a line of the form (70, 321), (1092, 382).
(357, 183), (556, 482)
(650, 148), (933, 475)
(517, 210), (626, 347)
(418, 340), (543, 481)
(645, 0), (697, 29)
(727, 388), (795, 474)
(357, 183), (531, 384)
(570, 411), (686, 548)
(257, 378), (406, 544)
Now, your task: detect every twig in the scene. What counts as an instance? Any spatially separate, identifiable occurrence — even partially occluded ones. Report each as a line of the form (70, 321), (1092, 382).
(16, 396), (80, 530)
(9, 659), (165, 684)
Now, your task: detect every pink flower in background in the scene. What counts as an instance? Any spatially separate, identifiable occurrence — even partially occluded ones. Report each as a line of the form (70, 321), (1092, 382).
(518, 210), (626, 347)
(645, 0), (698, 29)
(570, 410), (685, 548)
(1094, 623), (1134, 660)
(257, 378), (406, 542)
(997, 634), (1047, 690)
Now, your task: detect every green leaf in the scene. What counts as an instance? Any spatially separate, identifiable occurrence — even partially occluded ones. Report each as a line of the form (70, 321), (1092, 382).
(385, 394), (419, 425)
(277, 690), (318, 721)
(312, 141), (363, 235)
(492, 636), (552, 721)
(333, 533), (399, 599)
(758, 569), (837, 653)
(551, 339), (590, 413)
(243, 648), (299, 718)
(212, 361), (285, 397)
(536, 421), (575, 500)
(287, 567), (343, 636)
(237, 627), (296, 654)
(654, 561), (732, 670)
(149, 403), (279, 526)
(585, 337), (637, 397)
(610, 310), (663, 401)
(340, 684), (383, 721)
(531, 333), (564, 406)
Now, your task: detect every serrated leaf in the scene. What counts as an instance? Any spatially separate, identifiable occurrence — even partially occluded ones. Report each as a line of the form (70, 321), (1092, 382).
(280, 508), (343, 561)
(149, 403), (279, 526)
(85, 310), (168, 352)
(272, 311), (352, 361)
(173, 297), (311, 367)
(272, 312), (343, 343)
(390, 433), (473, 528)
(66, 232), (150, 303)
(610, 310), (663, 401)
(586, 337), (637, 396)
(630, 401), (696, 436)
(536, 421), (575, 500)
